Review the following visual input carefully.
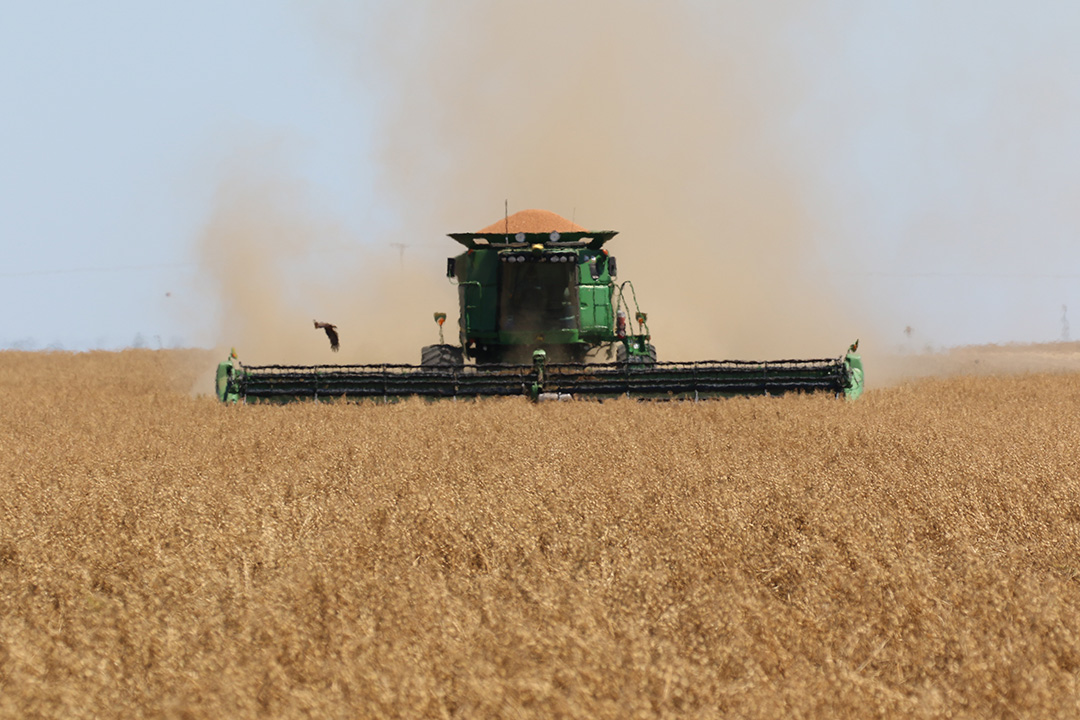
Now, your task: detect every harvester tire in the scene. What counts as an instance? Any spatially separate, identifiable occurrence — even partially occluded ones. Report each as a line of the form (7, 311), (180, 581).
(421, 344), (464, 368)
(617, 343), (657, 365)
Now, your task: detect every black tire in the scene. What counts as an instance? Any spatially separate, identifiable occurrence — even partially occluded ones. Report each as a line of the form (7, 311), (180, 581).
(421, 344), (464, 368)
(617, 343), (657, 365)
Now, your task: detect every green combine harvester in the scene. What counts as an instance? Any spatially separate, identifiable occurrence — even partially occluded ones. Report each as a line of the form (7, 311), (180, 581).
(216, 210), (863, 403)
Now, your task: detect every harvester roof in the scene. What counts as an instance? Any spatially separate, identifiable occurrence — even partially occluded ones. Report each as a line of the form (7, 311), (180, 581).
(449, 208), (617, 250)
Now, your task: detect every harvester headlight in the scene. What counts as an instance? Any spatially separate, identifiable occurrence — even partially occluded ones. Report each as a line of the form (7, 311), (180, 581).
(515, 232), (526, 242)
(550, 231), (561, 242)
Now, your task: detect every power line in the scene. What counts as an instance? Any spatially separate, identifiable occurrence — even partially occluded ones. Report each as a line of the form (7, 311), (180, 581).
(837, 271), (1080, 280)
(1, 260), (1078, 281)
(0, 262), (198, 279)
(1, 242), (449, 279)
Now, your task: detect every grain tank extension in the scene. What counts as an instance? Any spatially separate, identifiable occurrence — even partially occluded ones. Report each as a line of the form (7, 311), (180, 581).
(216, 210), (864, 402)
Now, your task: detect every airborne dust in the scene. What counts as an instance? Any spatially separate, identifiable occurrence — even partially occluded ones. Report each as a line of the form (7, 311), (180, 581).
(197, 3), (867, 367)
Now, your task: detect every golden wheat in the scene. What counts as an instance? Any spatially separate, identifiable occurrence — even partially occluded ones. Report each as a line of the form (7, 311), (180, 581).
(1, 349), (1078, 718)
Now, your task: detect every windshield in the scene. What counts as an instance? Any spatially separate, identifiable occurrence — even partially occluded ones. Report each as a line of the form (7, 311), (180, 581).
(499, 261), (578, 333)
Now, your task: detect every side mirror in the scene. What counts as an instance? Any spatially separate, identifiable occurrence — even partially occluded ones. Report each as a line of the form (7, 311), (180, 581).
(446, 257), (456, 278)
(608, 256), (617, 278)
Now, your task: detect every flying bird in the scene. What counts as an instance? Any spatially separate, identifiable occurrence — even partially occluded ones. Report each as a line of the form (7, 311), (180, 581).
(313, 320), (340, 352)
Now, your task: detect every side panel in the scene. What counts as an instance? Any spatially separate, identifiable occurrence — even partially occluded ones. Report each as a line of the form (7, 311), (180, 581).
(579, 284), (614, 337)
(458, 250), (499, 339)
(577, 253), (614, 342)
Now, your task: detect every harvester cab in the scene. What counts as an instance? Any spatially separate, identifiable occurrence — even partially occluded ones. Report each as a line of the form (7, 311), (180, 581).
(215, 209), (864, 403)
(440, 225), (651, 366)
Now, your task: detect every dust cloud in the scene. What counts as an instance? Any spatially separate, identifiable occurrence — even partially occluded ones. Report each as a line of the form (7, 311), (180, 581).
(197, 4), (1080, 370)
(322, 1), (864, 361)
(199, 3), (866, 367)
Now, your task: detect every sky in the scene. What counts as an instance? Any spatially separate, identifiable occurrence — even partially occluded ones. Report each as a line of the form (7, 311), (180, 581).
(2, 1), (1079, 358)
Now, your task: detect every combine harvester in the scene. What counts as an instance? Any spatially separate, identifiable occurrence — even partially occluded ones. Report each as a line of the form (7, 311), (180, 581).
(216, 210), (863, 403)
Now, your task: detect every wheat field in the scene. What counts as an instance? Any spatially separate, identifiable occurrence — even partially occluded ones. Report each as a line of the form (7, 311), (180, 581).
(1, 349), (1079, 718)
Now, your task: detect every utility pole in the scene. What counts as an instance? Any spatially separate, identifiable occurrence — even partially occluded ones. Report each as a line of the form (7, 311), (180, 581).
(390, 242), (408, 271)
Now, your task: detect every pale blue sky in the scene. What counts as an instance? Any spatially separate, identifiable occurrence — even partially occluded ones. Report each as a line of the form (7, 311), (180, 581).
(1, 1), (374, 349)
(2, 2), (1079, 353)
